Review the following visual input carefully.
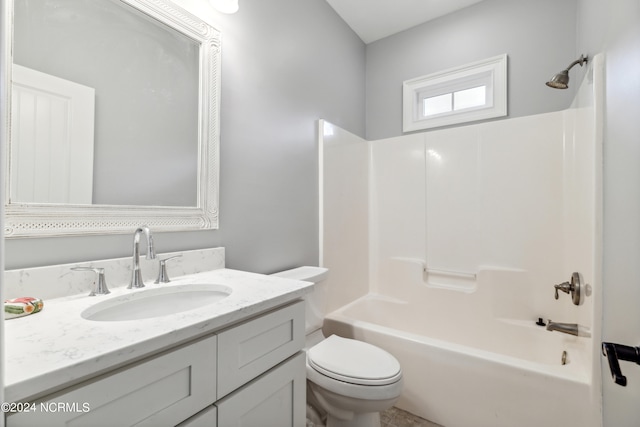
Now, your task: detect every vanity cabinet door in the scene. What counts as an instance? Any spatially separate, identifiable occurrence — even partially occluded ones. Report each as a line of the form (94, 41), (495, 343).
(7, 336), (217, 427)
(217, 300), (305, 398)
(216, 352), (306, 427)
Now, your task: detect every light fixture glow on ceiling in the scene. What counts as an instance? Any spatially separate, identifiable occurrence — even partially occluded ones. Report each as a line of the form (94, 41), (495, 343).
(210, 0), (239, 14)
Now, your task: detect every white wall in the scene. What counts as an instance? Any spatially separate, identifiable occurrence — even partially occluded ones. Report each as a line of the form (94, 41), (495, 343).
(365, 0), (578, 140)
(368, 133), (425, 295)
(576, 0), (640, 425)
(319, 121), (369, 312)
(369, 109), (599, 327)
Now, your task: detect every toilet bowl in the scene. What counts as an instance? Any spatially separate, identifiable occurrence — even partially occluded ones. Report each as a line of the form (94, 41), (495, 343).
(307, 334), (403, 427)
(271, 267), (403, 427)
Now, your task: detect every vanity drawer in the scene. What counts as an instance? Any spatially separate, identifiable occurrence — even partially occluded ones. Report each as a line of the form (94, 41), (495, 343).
(177, 405), (217, 427)
(217, 300), (305, 397)
(7, 335), (217, 427)
(216, 352), (306, 427)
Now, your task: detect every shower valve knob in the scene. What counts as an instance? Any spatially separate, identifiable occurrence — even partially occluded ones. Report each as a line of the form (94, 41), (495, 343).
(553, 272), (583, 305)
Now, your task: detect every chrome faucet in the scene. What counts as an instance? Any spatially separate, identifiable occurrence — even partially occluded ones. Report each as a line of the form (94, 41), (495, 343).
(155, 254), (182, 284)
(71, 267), (111, 296)
(546, 320), (590, 337)
(128, 225), (156, 289)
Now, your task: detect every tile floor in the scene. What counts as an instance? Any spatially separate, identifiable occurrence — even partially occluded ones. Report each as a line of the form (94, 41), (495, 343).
(381, 407), (443, 427)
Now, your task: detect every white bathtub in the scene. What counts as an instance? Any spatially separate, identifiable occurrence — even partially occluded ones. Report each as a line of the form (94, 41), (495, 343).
(323, 294), (600, 427)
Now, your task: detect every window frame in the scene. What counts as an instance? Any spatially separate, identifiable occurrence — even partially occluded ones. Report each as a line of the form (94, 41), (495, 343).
(403, 54), (508, 132)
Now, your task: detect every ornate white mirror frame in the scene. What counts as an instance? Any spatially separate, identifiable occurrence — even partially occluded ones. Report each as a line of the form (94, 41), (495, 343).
(2, 0), (221, 238)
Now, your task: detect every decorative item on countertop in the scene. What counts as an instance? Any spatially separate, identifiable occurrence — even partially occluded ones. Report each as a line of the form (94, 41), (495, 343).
(4, 297), (44, 319)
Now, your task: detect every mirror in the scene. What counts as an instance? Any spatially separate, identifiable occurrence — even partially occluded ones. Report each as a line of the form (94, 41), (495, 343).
(3, 0), (221, 237)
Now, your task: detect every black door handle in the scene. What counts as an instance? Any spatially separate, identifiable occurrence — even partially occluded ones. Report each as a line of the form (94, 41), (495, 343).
(602, 342), (640, 386)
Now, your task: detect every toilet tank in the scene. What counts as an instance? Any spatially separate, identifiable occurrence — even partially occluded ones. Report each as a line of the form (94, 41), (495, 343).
(271, 266), (329, 334)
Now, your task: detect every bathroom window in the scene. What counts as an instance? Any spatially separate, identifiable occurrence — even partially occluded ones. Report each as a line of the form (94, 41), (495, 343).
(403, 54), (507, 131)
(421, 85), (487, 116)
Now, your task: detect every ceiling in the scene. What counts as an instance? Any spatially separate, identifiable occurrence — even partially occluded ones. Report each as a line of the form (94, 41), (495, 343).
(325, 0), (486, 44)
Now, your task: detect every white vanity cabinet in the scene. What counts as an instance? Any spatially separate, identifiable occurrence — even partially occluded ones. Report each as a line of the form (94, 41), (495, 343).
(177, 406), (218, 427)
(216, 352), (305, 426)
(215, 300), (306, 426)
(6, 335), (218, 427)
(7, 300), (306, 427)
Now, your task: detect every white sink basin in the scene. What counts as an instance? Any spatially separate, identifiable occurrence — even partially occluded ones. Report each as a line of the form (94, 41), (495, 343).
(81, 284), (232, 321)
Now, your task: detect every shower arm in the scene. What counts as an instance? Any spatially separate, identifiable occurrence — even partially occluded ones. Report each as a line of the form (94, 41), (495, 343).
(564, 55), (588, 72)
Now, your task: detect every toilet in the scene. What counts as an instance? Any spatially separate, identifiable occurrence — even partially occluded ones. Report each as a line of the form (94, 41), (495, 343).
(271, 267), (403, 427)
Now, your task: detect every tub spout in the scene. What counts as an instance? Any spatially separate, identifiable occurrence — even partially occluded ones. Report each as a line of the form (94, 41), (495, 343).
(546, 320), (590, 337)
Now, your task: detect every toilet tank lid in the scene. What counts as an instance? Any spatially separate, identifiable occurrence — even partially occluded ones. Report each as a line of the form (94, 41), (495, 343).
(270, 266), (329, 283)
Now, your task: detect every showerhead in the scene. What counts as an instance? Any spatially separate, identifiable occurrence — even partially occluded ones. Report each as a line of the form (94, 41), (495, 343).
(546, 70), (570, 89)
(546, 54), (588, 89)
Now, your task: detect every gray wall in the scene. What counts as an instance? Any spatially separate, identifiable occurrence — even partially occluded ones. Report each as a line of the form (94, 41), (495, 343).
(5, 0), (365, 272)
(576, 0), (640, 424)
(365, 0), (578, 140)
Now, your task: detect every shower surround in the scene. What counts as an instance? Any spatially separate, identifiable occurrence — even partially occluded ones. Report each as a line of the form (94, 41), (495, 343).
(319, 55), (603, 427)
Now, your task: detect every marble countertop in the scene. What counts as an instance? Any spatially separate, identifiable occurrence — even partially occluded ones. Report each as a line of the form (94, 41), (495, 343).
(4, 268), (313, 403)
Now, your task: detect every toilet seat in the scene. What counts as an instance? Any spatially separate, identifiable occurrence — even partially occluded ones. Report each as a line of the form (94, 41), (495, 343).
(308, 335), (402, 386)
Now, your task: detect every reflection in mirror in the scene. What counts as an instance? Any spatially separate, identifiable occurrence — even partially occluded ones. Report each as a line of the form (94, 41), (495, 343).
(11, 64), (96, 204)
(13, 0), (199, 207)
(4, 0), (221, 237)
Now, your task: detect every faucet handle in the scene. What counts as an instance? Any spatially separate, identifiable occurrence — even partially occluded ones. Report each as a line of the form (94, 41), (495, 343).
(554, 281), (572, 299)
(155, 255), (182, 284)
(71, 267), (111, 296)
(553, 272), (583, 305)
